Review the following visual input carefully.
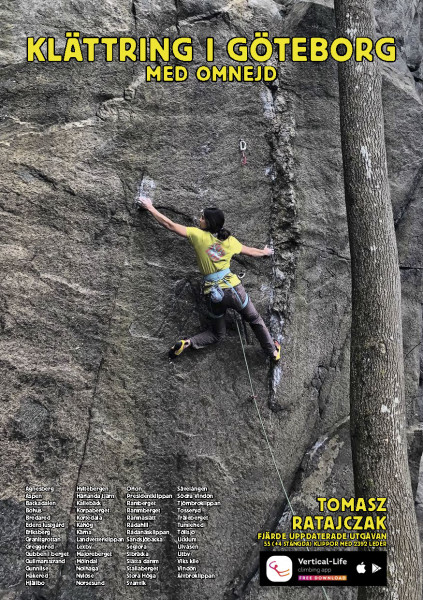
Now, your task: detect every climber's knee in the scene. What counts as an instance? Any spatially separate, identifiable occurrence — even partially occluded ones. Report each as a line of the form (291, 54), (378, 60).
(212, 329), (226, 344)
(242, 308), (261, 326)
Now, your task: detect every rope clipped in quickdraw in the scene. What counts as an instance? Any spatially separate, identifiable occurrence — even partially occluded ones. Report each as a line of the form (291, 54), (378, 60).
(240, 139), (247, 166)
(234, 318), (330, 600)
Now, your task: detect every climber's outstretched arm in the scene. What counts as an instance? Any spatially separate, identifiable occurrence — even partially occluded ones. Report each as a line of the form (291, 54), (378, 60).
(241, 245), (274, 257)
(138, 197), (187, 238)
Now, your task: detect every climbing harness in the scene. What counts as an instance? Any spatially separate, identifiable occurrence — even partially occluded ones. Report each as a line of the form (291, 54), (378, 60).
(234, 321), (330, 600)
(240, 139), (247, 166)
(203, 268), (249, 319)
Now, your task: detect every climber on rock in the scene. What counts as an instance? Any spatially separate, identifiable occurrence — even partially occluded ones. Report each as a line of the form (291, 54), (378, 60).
(137, 196), (281, 362)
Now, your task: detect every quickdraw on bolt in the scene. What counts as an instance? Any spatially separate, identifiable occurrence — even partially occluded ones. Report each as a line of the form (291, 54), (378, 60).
(240, 139), (247, 166)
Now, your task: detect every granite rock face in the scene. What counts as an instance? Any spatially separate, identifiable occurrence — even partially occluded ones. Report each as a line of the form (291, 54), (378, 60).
(0, 1), (422, 599)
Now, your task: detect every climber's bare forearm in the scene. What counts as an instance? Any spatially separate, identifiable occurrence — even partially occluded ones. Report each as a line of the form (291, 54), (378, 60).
(240, 245), (273, 257)
(147, 206), (187, 238)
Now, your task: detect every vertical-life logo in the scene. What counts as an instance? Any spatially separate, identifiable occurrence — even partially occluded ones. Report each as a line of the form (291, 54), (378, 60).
(266, 556), (293, 582)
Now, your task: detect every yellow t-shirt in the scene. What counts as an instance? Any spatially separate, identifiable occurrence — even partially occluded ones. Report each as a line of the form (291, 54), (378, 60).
(186, 227), (242, 291)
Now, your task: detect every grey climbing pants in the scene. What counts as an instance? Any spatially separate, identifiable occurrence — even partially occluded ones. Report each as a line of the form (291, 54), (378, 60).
(190, 284), (276, 358)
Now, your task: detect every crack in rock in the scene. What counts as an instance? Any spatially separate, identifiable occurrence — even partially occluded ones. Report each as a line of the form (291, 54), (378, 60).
(263, 78), (299, 412)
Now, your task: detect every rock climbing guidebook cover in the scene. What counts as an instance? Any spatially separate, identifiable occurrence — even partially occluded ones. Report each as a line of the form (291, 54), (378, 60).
(1, 1), (422, 599)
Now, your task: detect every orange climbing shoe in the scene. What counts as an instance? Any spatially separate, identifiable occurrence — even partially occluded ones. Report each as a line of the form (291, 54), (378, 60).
(273, 340), (281, 363)
(169, 339), (190, 359)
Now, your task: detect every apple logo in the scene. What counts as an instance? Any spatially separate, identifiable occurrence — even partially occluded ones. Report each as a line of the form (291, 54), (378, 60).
(356, 563), (366, 574)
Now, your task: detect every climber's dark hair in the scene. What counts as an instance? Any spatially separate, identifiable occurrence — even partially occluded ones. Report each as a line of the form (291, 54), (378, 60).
(203, 208), (231, 241)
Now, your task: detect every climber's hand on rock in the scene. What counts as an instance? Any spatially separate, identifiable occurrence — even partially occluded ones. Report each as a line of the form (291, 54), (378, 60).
(137, 196), (153, 210)
(263, 245), (274, 256)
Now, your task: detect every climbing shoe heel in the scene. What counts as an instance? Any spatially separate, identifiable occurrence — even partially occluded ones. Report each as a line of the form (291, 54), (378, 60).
(169, 339), (190, 359)
(273, 340), (281, 363)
